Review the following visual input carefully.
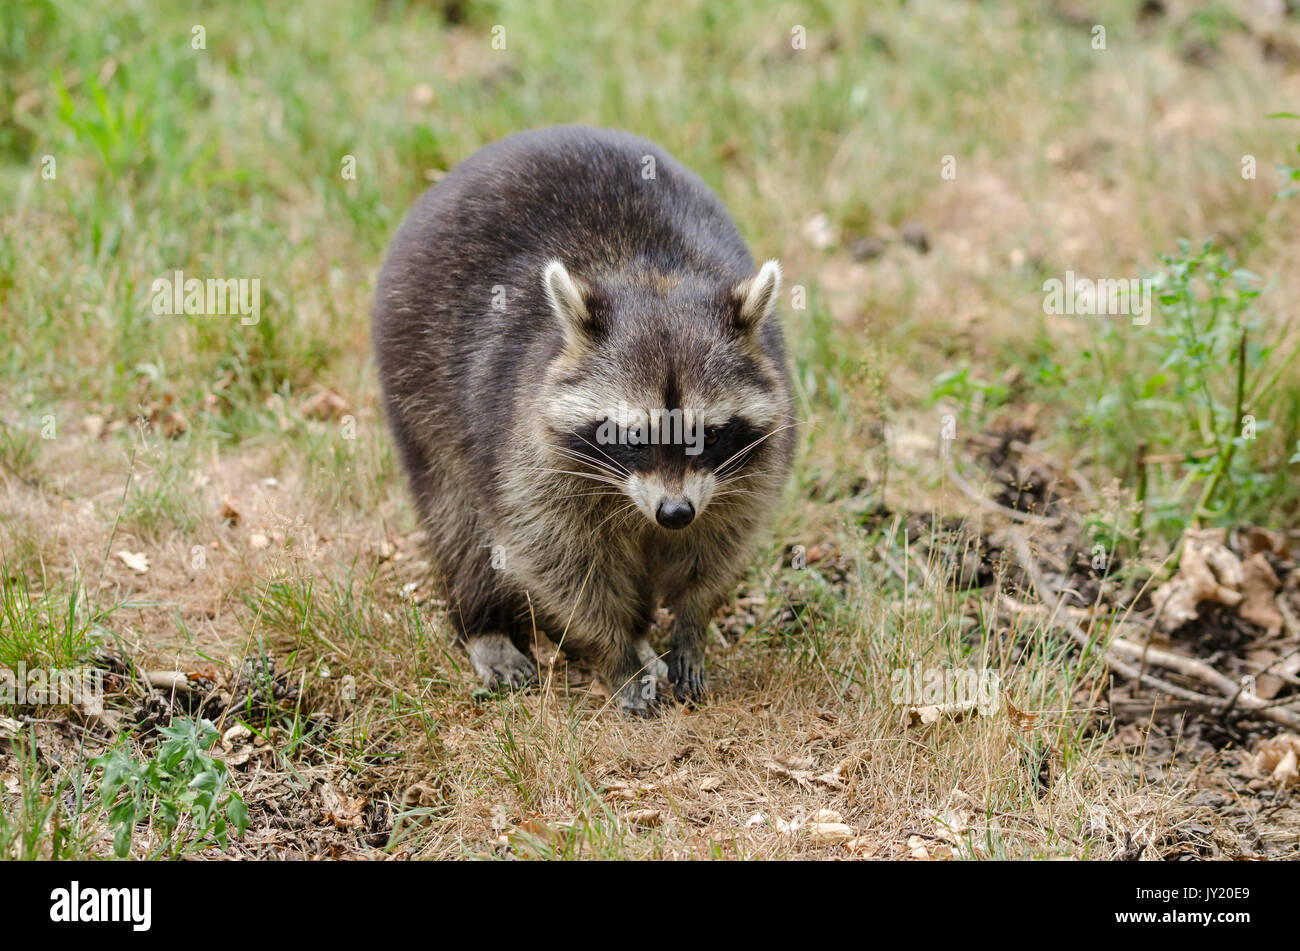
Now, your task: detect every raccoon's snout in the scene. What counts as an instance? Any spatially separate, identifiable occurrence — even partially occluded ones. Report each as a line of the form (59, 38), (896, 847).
(627, 473), (711, 529)
(655, 498), (695, 530)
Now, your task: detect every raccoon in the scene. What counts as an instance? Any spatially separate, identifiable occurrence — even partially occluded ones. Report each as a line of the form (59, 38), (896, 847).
(372, 126), (795, 714)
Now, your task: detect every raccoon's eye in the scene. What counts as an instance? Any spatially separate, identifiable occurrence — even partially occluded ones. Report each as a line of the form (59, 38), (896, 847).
(703, 427), (720, 447)
(618, 425), (649, 452)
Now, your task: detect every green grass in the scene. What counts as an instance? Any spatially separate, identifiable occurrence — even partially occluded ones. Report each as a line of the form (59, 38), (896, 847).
(0, 567), (104, 672)
(0, 730), (101, 860)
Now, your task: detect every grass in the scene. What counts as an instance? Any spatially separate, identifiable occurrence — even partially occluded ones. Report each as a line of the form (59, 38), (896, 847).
(0, 567), (104, 672)
(1, 0), (1298, 859)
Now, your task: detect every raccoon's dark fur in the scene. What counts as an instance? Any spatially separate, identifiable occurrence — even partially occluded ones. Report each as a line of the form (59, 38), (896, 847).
(373, 126), (795, 714)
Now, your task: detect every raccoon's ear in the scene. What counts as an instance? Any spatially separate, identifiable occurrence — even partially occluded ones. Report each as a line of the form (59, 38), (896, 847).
(543, 260), (603, 354)
(729, 259), (782, 336)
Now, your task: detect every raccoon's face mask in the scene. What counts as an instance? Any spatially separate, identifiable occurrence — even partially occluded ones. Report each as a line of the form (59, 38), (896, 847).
(539, 258), (789, 530)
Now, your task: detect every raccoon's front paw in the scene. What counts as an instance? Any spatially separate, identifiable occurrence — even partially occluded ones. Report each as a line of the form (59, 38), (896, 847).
(668, 651), (707, 705)
(467, 634), (538, 690)
(614, 673), (662, 718)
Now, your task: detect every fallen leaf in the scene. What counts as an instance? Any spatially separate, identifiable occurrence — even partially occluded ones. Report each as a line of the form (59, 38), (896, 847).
(775, 812), (807, 834)
(516, 818), (557, 842)
(1151, 528), (1242, 631)
(116, 550), (149, 573)
(907, 834), (954, 860)
(813, 767), (847, 790)
(807, 821), (855, 844)
(1006, 698), (1038, 732)
(146, 670), (193, 693)
(1272, 749), (1298, 789)
(319, 783), (366, 829)
(904, 700), (979, 726)
(1245, 649), (1285, 700)
(764, 760), (813, 787)
(221, 724), (252, 749)
(844, 836), (875, 855)
(220, 497), (242, 526)
(1242, 525), (1288, 557)
(402, 782), (438, 808)
(1250, 734), (1300, 784)
(774, 753), (815, 771)
(1239, 553), (1283, 636)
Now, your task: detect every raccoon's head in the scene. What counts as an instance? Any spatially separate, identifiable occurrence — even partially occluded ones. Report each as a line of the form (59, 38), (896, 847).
(538, 257), (791, 531)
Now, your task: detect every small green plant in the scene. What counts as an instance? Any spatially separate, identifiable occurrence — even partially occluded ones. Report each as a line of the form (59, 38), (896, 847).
(1075, 239), (1296, 538)
(929, 363), (1010, 422)
(0, 731), (73, 860)
(91, 716), (249, 858)
(1148, 242), (1269, 525)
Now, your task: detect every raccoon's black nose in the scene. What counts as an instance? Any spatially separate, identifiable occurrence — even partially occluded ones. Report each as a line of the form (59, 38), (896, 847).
(655, 498), (695, 530)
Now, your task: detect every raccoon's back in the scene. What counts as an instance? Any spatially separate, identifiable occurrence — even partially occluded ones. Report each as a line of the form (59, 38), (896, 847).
(372, 126), (754, 493)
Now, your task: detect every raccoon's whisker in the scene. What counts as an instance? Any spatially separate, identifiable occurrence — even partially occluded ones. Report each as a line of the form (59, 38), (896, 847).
(721, 421), (797, 468)
(501, 426), (627, 480)
(713, 470), (766, 488)
(616, 505), (645, 533)
(551, 455), (624, 481)
(592, 498), (640, 534)
(710, 484), (759, 498)
(567, 431), (631, 476)
(714, 423), (797, 477)
(712, 484), (760, 498)
(554, 490), (629, 502)
(548, 444), (628, 479)
(515, 465), (625, 487)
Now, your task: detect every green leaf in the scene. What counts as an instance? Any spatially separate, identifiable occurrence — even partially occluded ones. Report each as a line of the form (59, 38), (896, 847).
(228, 795), (250, 835)
(113, 821), (132, 858)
